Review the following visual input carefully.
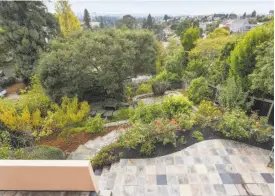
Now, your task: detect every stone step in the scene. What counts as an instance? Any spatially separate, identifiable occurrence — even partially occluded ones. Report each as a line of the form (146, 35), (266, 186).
(98, 190), (112, 196)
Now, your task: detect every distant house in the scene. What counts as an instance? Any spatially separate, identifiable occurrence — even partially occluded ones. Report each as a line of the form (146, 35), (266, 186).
(230, 19), (261, 33)
(218, 20), (233, 29)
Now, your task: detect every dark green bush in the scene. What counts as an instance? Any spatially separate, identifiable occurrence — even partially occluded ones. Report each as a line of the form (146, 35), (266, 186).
(152, 81), (170, 96)
(24, 146), (65, 160)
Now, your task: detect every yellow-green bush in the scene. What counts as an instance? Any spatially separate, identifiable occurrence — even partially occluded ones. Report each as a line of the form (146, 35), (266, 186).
(136, 83), (152, 95)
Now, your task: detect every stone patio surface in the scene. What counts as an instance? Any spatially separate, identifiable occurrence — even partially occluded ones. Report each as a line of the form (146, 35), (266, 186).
(96, 139), (274, 196)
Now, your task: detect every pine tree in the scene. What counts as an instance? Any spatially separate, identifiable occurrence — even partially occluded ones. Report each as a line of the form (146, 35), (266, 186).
(243, 12), (246, 19)
(164, 14), (169, 22)
(146, 14), (153, 29)
(252, 10), (256, 17)
(83, 8), (91, 29)
(55, 0), (82, 37)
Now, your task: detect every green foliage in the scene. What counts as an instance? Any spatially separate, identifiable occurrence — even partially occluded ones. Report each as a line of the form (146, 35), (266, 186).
(90, 142), (122, 168)
(250, 113), (273, 143)
(152, 81), (169, 96)
(0, 1), (59, 78)
(136, 83), (152, 95)
(249, 41), (274, 96)
(131, 102), (164, 123)
(162, 95), (193, 118)
(175, 113), (195, 130)
(176, 18), (199, 36)
(17, 75), (51, 114)
(186, 33), (238, 80)
(181, 27), (201, 51)
(218, 77), (247, 109)
(208, 28), (230, 39)
(192, 130), (204, 141)
(140, 140), (155, 156)
(217, 109), (250, 139)
(73, 114), (104, 133)
(38, 29), (157, 101)
(188, 77), (212, 104)
(230, 21), (274, 90)
(113, 108), (134, 121)
(195, 100), (222, 127)
(26, 146), (65, 160)
(153, 70), (180, 83)
(178, 136), (185, 144)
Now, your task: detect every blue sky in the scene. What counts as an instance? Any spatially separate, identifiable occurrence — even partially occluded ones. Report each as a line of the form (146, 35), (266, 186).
(45, 0), (274, 17)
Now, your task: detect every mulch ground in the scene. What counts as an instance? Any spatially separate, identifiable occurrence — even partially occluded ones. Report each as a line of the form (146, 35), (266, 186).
(39, 124), (131, 153)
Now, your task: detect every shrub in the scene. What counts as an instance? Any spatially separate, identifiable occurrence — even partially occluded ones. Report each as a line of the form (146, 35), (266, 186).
(217, 109), (250, 139)
(72, 114), (104, 133)
(195, 100), (222, 127)
(250, 113), (273, 143)
(153, 70), (180, 83)
(140, 140), (155, 156)
(178, 136), (185, 144)
(136, 83), (152, 95)
(112, 108), (134, 121)
(118, 123), (148, 149)
(162, 95), (193, 118)
(218, 77), (248, 109)
(192, 130), (204, 141)
(152, 118), (179, 147)
(131, 102), (164, 123)
(25, 146), (65, 160)
(188, 77), (212, 104)
(90, 142), (122, 168)
(175, 113), (195, 130)
(152, 81), (170, 96)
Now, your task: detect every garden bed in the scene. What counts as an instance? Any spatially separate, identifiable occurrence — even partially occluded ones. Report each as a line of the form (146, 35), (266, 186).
(93, 126), (274, 169)
(39, 123), (131, 153)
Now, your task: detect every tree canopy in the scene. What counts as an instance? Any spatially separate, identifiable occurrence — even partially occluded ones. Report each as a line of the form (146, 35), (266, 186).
(55, 0), (82, 37)
(0, 1), (59, 79)
(38, 29), (157, 101)
(249, 40), (274, 96)
(229, 21), (274, 90)
(181, 27), (201, 51)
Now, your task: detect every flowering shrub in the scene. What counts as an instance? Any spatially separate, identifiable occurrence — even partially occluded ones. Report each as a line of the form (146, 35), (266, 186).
(250, 113), (273, 143)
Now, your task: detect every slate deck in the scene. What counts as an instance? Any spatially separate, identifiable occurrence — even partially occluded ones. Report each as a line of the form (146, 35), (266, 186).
(96, 139), (274, 196)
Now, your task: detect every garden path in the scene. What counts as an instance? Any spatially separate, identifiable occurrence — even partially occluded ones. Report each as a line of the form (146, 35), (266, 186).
(96, 139), (274, 196)
(67, 121), (129, 160)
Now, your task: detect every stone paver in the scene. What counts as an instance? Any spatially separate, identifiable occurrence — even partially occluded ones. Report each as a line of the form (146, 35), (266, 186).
(68, 128), (127, 160)
(96, 139), (274, 196)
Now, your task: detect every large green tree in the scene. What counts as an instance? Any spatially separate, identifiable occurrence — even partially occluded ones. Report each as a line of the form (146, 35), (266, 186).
(116, 15), (136, 29)
(83, 8), (91, 29)
(181, 27), (201, 51)
(0, 1), (59, 79)
(38, 29), (157, 101)
(229, 21), (273, 90)
(249, 41), (274, 96)
(176, 18), (199, 36)
(144, 14), (153, 29)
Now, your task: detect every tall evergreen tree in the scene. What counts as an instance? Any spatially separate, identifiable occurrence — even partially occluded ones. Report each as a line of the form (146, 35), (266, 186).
(83, 8), (91, 29)
(243, 12), (246, 19)
(164, 14), (169, 22)
(252, 10), (257, 17)
(55, 0), (82, 37)
(146, 14), (153, 29)
(0, 1), (59, 79)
